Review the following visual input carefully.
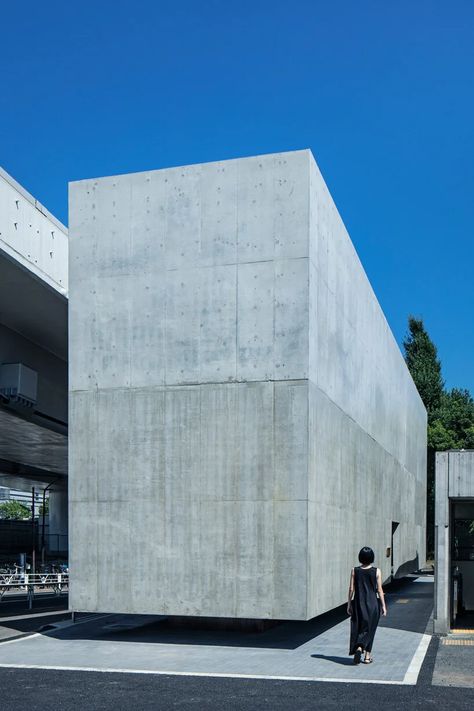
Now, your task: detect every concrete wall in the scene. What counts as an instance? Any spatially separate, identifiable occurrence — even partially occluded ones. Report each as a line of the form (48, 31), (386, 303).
(0, 322), (67, 423)
(307, 155), (426, 616)
(0, 167), (68, 295)
(435, 450), (474, 634)
(69, 150), (426, 619)
(49, 489), (68, 553)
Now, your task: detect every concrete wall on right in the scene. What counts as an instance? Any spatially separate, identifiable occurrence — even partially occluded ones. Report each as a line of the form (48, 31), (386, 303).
(307, 154), (426, 618)
(434, 450), (474, 634)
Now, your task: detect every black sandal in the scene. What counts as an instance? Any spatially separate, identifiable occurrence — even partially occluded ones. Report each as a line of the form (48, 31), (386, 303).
(363, 657), (373, 664)
(354, 649), (362, 665)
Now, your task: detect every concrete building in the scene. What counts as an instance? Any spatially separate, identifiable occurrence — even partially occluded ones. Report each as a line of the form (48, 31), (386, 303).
(69, 150), (426, 620)
(434, 450), (474, 634)
(0, 167), (68, 555)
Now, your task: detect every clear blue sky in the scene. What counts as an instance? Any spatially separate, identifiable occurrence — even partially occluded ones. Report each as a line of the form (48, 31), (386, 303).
(1, 1), (472, 393)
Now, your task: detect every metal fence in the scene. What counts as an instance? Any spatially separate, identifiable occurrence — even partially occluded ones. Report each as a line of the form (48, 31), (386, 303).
(0, 572), (69, 609)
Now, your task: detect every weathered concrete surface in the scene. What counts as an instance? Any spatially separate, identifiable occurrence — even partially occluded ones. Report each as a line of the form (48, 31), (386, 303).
(435, 450), (474, 634)
(69, 150), (426, 619)
(306, 155), (426, 617)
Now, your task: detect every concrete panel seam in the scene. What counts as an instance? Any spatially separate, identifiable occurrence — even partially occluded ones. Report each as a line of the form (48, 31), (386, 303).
(70, 379), (309, 393)
(309, 383), (425, 479)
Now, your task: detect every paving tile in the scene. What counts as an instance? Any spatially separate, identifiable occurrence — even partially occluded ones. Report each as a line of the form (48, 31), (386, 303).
(0, 577), (434, 685)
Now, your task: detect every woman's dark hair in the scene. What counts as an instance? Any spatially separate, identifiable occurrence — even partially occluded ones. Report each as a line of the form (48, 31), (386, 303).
(358, 547), (375, 565)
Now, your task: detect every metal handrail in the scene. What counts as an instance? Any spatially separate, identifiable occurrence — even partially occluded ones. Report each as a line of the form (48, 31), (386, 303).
(0, 573), (68, 586)
(0, 572), (68, 608)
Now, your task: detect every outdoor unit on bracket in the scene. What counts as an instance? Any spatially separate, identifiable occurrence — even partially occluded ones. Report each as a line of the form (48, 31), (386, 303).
(0, 363), (38, 408)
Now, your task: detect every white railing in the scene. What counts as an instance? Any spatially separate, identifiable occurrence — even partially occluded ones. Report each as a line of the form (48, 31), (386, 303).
(0, 572), (69, 608)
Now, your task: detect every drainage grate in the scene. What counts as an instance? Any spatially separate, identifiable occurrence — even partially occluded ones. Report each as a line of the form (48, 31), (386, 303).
(443, 639), (474, 646)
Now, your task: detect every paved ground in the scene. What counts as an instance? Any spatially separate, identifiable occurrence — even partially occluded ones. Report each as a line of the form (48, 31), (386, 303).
(1, 575), (473, 710)
(0, 577), (433, 685)
(0, 594), (69, 642)
(433, 637), (474, 688)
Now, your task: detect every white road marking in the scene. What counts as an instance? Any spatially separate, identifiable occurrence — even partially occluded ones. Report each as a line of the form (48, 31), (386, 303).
(402, 634), (431, 684)
(0, 634), (41, 647)
(0, 610), (68, 623)
(0, 615), (433, 686)
(0, 614), (113, 645)
(0, 662), (418, 684)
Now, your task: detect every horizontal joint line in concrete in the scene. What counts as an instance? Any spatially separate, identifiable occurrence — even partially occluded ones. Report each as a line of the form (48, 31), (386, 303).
(312, 384), (417, 481)
(84, 256), (309, 278)
(166, 256), (309, 271)
(72, 498), (310, 504)
(70, 379), (309, 393)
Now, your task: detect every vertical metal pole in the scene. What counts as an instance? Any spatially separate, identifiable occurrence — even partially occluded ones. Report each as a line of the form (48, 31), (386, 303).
(25, 574), (33, 610)
(41, 487), (46, 566)
(31, 487), (36, 575)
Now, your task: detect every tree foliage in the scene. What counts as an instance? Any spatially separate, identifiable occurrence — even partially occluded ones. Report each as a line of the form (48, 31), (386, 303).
(430, 389), (474, 450)
(403, 316), (444, 418)
(403, 316), (474, 557)
(404, 316), (474, 450)
(0, 500), (31, 520)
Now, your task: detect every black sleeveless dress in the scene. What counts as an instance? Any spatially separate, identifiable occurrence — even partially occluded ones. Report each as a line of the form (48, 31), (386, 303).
(349, 566), (381, 655)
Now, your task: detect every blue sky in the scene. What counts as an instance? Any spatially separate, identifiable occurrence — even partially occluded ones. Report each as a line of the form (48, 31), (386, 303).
(1, 1), (472, 393)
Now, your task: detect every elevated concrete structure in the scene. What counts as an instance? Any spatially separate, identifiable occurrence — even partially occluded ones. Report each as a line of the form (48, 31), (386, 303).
(69, 150), (426, 619)
(0, 167), (68, 544)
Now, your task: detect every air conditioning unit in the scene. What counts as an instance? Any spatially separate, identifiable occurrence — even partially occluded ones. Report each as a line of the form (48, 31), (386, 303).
(0, 363), (38, 408)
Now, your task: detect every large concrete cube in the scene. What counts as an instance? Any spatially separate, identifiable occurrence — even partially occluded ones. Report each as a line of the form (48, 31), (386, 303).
(69, 150), (426, 620)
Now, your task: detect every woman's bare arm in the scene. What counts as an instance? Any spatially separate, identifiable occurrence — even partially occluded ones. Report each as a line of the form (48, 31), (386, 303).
(376, 568), (387, 616)
(347, 568), (355, 615)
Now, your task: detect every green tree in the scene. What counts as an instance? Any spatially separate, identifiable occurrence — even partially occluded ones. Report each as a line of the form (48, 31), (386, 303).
(0, 500), (31, 520)
(403, 316), (444, 418)
(403, 316), (445, 556)
(403, 317), (474, 557)
(432, 389), (474, 449)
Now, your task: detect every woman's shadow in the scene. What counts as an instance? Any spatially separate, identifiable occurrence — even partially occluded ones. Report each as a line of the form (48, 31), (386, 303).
(311, 654), (354, 666)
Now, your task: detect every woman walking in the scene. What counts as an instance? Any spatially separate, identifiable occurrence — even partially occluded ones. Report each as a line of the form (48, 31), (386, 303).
(347, 547), (387, 664)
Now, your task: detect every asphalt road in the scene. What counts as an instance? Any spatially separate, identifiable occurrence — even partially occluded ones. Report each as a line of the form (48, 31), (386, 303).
(0, 592), (68, 618)
(0, 638), (473, 710)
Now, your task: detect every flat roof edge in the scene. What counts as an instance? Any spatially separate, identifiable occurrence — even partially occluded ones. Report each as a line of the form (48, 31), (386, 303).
(68, 148), (313, 186)
(0, 166), (68, 235)
(437, 449), (474, 453)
